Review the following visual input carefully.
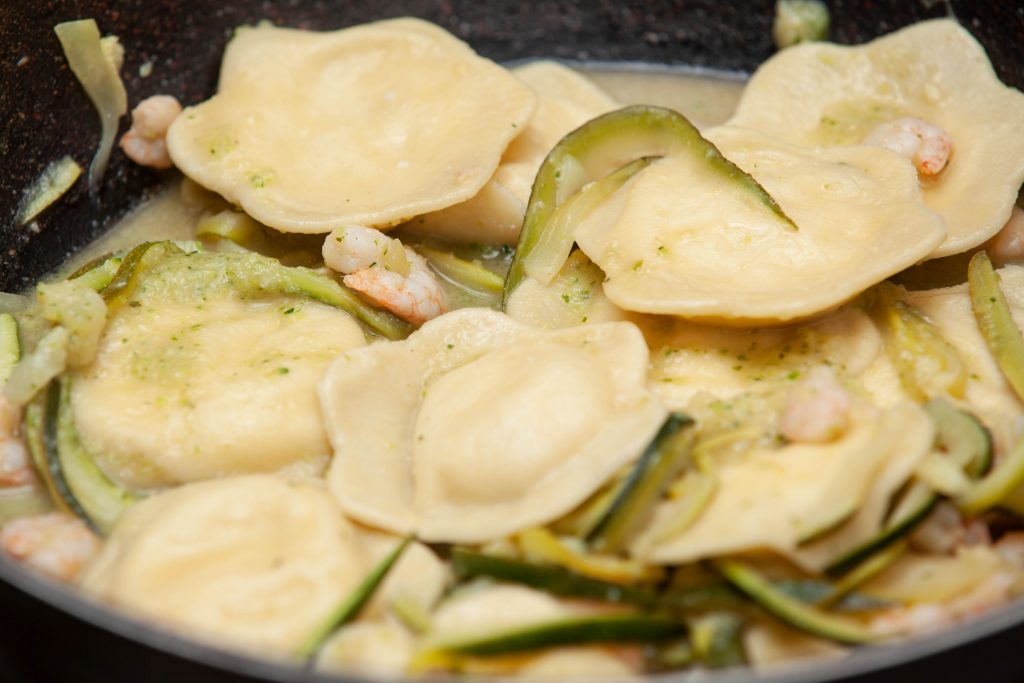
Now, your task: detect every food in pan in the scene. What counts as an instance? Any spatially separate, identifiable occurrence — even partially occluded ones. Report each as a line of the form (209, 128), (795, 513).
(3, 13), (1024, 678)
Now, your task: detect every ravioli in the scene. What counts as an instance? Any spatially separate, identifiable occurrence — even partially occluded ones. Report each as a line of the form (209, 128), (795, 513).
(167, 19), (537, 233)
(574, 125), (945, 322)
(644, 306), (882, 410)
(71, 253), (365, 490)
(405, 61), (618, 244)
(728, 19), (1024, 258)
(635, 402), (933, 565)
(320, 308), (666, 542)
(79, 476), (369, 656)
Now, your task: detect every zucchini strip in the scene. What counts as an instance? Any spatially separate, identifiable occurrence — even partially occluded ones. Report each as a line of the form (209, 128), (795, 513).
(688, 612), (746, 668)
(297, 535), (412, 659)
(70, 256), (123, 292)
(968, 250), (1024, 403)
(416, 246), (505, 295)
(825, 481), (936, 578)
(43, 378), (138, 534)
(503, 105), (795, 304)
(418, 613), (685, 662)
(587, 413), (696, 554)
(712, 559), (876, 645)
(816, 541), (906, 609)
(16, 156), (83, 225)
(871, 282), (966, 401)
(516, 527), (662, 584)
(956, 435), (1024, 516)
(0, 313), (19, 385)
(449, 549), (656, 607)
(523, 156), (656, 286)
(22, 395), (71, 516)
(925, 398), (992, 478)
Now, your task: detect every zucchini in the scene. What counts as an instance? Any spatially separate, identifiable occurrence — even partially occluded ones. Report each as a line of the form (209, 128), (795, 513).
(825, 481), (937, 577)
(522, 156), (656, 286)
(516, 527), (662, 584)
(196, 209), (261, 246)
(69, 255), (123, 292)
(416, 246), (505, 295)
(712, 559), (876, 645)
(968, 250), (1024, 403)
(418, 613), (685, 662)
(688, 612), (746, 668)
(587, 413), (696, 554)
(816, 541), (906, 609)
(956, 435), (1024, 516)
(925, 398), (992, 478)
(871, 282), (967, 401)
(102, 241), (186, 310)
(503, 105), (795, 303)
(774, 580), (893, 613)
(21, 396), (71, 516)
(450, 549), (656, 607)
(43, 378), (138, 534)
(0, 313), (20, 385)
(297, 535), (412, 659)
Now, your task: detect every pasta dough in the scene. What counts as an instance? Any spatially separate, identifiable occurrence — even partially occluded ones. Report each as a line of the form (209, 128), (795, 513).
(729, 19), (1024, 258)
(406, 61), (618, 244)
(574, 126), (945, 322)
(167, 18), (537, 233)
(320, 308), (666, 542)
(79, 476), (369, 656)
(71, 253), (365, 489)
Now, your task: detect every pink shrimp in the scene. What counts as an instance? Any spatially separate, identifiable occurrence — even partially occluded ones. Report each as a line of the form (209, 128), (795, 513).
(1, 513), (99, 581)
(119, 95), (182, 169)
(863, 117), (953, 176)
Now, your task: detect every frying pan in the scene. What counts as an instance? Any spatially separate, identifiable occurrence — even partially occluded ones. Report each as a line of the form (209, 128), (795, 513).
(1, 1), (1023, 682)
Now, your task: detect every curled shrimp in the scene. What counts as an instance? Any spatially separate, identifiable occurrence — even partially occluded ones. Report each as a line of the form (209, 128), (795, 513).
(777, 366), (851, 443)
(323, 225), (447, 326)
(119, 95), (182, 169)
(863, 117), (953, 176)
(0, 395), (35, 488)
(1, 513), (99, 582)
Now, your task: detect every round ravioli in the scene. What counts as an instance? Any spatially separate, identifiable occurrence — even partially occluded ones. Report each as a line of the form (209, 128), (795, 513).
(71, 255), (366, 489)
(574, 125), (945, 322)
(728, 19), (1024, 258)
(319, 308), (666, 542)
(167, 19), (537, 233)
(635, 402), (933, 567)
(79, 476), (369, 656)
(405, 61), (617, 244)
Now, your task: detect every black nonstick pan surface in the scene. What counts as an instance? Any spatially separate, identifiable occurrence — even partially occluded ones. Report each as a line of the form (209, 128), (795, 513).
(1, 2), (1023, 682)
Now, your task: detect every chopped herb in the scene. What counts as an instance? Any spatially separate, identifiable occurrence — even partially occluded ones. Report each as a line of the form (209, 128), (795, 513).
(277, 367), (290, 375)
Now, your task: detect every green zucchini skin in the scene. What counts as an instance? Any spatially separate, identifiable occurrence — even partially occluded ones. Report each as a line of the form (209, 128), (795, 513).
(925, 398), (993, 479)
(450, 549), (656, 607)
(502, 105), (794, 304)
(587, 412), (696, 554)
(968, 251), (1024, 403)
(425, 613), (686, 659)
(42, 378), (138, 535)
(688, 612), (747, 668)
(712, 559), (876, 645)
(297, 535), (413, 659)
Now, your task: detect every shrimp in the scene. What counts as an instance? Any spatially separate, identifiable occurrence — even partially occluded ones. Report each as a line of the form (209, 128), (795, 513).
(1, 513), (99, 582)
(863, 117), (953, 176)
(985, 206), (1024, 265)
(0, 395), (34, 488)
(777, 366), (851, 443)
(119, 95), (182, 169)
(323, 225), (447, 326)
